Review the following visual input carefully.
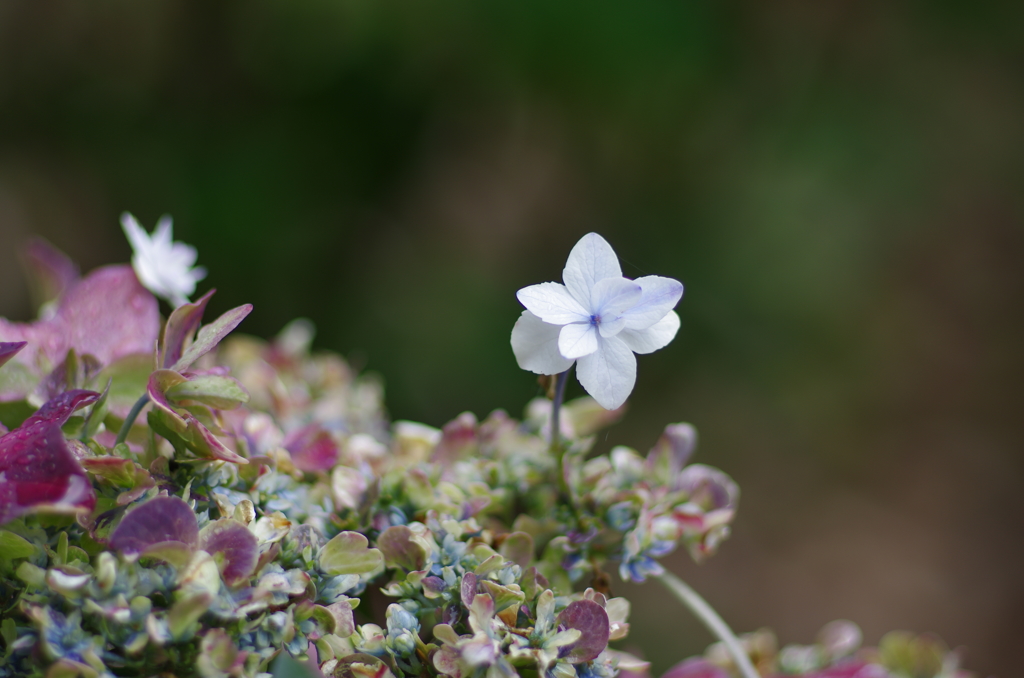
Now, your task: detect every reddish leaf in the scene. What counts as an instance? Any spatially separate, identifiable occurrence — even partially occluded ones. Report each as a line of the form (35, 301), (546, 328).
(0, 342), (26, 370)
(22, 237), (80, 310)
(284, 424), (338, 472)
(161, 289), (215, 368)
(0, 390), (98, 524)
(556, 600), (610, 664)
(109, 495), (199, 554)
(22, 389), (100, 430)
(430, 412), (478, 467)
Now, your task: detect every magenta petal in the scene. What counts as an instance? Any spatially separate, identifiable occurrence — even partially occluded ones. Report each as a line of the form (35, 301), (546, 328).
(162, 289), (215, 368)
(54, 265), (160, 365)
(284, 424), (338, 472)
(24, 389), (100, 429)
(556, 600), (610, 664)
(0, 342), (27, 369)
(23, 237), (80, 308)
(0, 426), (95, 524)
(0, 390), (99, 524)
(109, 495), (199, 554)
(200, 519), (259, 585)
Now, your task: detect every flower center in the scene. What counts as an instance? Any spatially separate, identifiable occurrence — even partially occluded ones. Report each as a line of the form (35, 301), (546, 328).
(589, 314), (601, 326)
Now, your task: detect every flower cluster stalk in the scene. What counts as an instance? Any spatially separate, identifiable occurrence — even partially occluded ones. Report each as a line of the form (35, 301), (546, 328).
(656, 570), (761, 678)
(115, 393), (149, 446)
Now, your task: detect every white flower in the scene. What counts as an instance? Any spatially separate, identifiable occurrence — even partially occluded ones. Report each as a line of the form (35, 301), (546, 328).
(511, 233), (682, 410)
(120, 212), (207, 307)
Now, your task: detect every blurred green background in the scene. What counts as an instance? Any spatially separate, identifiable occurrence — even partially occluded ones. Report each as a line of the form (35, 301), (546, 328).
(1, 2), (1022, 676)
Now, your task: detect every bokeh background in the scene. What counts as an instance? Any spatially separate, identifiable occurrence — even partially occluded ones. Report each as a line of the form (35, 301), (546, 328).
(1, 2), (1022, 676)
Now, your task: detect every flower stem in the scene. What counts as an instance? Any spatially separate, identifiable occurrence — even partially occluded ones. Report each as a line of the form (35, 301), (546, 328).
(655, 570), (760, 678)
(115, 394), (149, 447)
(549, 369), (570, 450)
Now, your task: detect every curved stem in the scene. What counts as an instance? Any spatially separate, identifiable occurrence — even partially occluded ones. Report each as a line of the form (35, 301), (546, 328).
(115, 394), (149, 447)
(655, 570), (760, 678)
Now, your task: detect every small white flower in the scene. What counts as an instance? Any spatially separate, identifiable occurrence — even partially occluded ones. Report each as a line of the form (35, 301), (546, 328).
(511, 233), (682, 410)
(120, 212), (207, 307)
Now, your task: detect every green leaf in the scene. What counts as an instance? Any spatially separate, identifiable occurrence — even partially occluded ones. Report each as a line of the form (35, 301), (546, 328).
(92, 354), (153, 417)
(270, 653), (320, 678)
(168, 592), (212, 640)
(166, 375), (249, 410)
(81, 377), (111, 440)
(319, 531), (383, 576)
(173, 304), (253, 372)
(0, 530), (36, 561)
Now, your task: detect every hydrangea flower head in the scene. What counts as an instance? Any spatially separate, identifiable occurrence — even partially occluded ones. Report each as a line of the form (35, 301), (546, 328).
(121, 212), (207, 307)
(511, 233), (682, 409)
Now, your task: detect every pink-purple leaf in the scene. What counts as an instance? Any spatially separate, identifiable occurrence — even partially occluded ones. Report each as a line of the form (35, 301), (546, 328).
(109, 495), (199, 555)
(430, 412), (478, 467)
(199, 519), (259, 586)
(54, 265), (160, 366)
(22, 238), (80, 310)
(556, 600), (610, 664)
(660, 658), (730, 678)
(162, 289), (215, 368)
(172, 304), (253, 372)
(0, 342), (26, 370)
(284, 424), (338, 472)
(0, 390), (98, 524)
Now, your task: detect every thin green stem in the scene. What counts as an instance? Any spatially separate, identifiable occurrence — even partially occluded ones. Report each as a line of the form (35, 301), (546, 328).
(656, 570), (760, 678)
(549, 369), (570, 450)
(115, 394), (149, 447)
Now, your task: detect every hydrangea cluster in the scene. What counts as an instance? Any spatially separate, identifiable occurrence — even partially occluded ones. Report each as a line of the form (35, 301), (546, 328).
(0, 230), (977, 678)
(0, 237), (734, 678)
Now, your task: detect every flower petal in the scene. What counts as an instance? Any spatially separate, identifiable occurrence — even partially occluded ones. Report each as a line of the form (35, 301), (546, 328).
(120, 213), (149, 253)
(516, 282), (589, 324)
(510, 311), (574, 375)
(559, 322), (599, 359)
(589, 276), (642, 337)
(576, 335), (636, 410)
(563, 233), (623, 307)
(621, 276), (684, 330)
(617, 310), (680, 354)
